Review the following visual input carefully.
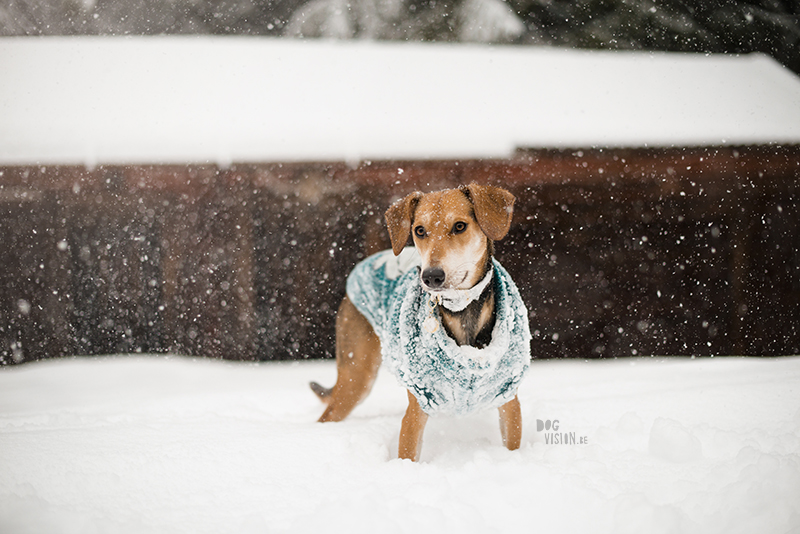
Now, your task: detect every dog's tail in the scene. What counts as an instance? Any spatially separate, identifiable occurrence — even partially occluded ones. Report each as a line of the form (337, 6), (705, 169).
(309, 381), (332, 401)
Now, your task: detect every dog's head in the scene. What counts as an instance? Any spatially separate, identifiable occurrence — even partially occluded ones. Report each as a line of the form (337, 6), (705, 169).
(385, 183), (515, 292)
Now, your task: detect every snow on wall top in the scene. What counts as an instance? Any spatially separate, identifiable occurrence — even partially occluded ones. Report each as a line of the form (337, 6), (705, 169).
(1, 36), (800, 166)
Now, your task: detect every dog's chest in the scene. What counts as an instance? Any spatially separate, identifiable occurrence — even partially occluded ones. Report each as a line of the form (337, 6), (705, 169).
(440, 294), (496, 348)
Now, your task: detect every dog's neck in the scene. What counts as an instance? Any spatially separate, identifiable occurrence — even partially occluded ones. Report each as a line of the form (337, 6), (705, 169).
(434, 266), (494, 312)
(436, 257), (496, 348)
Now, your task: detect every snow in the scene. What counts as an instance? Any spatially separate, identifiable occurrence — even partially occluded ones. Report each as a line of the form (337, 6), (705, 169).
(2, 355), (799, 533)
(2, 37), (800, 166)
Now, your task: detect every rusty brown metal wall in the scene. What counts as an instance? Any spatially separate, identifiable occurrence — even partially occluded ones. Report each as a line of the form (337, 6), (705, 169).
(1, 145), (799, 364)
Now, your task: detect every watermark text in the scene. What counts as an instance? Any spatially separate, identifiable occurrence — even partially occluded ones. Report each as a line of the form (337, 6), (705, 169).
(536, 419), (589, 445)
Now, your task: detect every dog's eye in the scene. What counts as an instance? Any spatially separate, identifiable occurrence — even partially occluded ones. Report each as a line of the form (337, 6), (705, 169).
(453, 221), (468, 234)
(414, 226), (426, 238)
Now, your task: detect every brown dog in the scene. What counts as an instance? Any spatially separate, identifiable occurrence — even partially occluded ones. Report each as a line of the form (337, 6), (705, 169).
(311, 183), (530, 461)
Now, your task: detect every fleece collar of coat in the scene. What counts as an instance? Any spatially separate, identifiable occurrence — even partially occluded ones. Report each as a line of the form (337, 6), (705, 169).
(346, 248), (531, 417)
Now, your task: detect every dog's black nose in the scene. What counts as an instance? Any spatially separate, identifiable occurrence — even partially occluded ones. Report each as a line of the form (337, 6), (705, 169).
(422, 267), (446, 289)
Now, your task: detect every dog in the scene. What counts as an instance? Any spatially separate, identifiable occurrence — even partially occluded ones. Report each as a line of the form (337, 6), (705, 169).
(310, 183), (531, 461)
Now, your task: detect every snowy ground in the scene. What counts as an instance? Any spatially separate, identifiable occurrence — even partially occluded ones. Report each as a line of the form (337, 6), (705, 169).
(1, 355), (799, 534)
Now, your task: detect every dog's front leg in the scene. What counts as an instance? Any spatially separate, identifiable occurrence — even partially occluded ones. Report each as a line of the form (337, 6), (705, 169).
(498, 395), (522, 450)
(398, 390), (428, 461)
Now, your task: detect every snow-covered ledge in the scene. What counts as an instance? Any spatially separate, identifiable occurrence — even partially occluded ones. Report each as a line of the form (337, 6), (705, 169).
(1, 37), (800, 167)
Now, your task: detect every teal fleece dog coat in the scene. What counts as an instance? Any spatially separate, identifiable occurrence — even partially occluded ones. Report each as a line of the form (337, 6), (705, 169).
(346, 248), (531, 417)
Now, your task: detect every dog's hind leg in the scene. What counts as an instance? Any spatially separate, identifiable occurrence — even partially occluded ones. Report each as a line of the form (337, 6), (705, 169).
(498, 395), (522, 450)
(315, 296), (382, 423)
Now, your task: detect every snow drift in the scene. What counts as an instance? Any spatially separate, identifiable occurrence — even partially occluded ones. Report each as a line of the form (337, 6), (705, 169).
(1, 355), (799, 533)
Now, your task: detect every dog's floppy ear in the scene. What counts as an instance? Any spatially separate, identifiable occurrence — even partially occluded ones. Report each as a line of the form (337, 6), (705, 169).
(462, 183), (515, 241)
(385, 191), (423, 256)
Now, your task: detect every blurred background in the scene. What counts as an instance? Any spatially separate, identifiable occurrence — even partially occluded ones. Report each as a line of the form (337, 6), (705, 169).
(1, 1), (800, 364)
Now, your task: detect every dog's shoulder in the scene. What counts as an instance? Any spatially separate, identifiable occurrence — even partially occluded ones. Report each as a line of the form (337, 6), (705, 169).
(346, 248), (421, 335)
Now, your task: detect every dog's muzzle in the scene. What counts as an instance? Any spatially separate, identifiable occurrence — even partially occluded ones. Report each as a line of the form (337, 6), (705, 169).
(421, 267), (446, 289)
